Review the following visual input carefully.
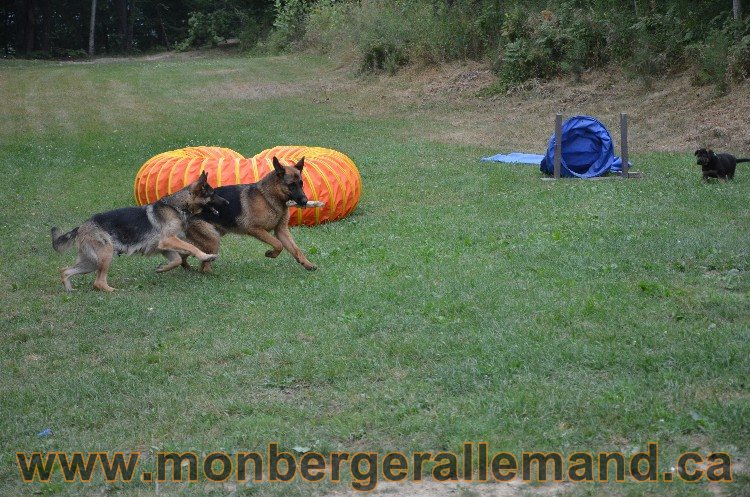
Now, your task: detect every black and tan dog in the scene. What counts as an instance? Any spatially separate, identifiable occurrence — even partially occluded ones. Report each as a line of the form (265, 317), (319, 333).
(695, 148), (750, 180)
(51, 172), (228, 292)
(181, 156), (322, 272)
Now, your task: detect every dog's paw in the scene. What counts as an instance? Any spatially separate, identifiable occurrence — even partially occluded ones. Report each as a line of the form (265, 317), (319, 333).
(265, 249), (281, 258)
(93, 282), (116, 292)
(201, 253), (218, 262)
(304, 263), (317, 271)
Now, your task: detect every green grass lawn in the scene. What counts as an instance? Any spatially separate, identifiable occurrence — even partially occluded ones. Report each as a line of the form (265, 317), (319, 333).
(0, 53), (748, 497)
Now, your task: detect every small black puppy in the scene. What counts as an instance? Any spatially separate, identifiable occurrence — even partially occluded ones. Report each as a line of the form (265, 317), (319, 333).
(695, 148), (750, 180)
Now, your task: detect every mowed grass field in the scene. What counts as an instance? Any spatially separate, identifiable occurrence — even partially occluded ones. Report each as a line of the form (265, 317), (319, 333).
(0, 53), (748, 496)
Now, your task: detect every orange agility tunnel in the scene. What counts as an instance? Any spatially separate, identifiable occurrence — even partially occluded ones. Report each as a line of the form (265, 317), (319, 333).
(133, 145), (362, 226)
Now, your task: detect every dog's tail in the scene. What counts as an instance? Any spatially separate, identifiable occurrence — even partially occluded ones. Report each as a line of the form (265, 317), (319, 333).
(736, 158), (750, 164)
(51, 227), (79, 253)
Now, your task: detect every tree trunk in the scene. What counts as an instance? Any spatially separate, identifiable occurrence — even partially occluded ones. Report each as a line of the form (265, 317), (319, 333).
(40, 0), (50, 51)
(3, 2), (11, 55)
(88, 0), (96, 55)
(127, 1), (135, 51)
(24, 0), (35, 53)
(733, 0), (742, 21)
(157, 4), (170, 48)
(114, 0), (129, 51)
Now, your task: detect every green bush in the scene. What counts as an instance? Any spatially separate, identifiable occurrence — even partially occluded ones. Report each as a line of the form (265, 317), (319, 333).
(305, 0), (351, 54)
(237, 13), (264, 51)
(265, 0), (310, 53)
(493, 6), (608, 88)
(624, 8), (693, 79)
(684, 13), (750, 94)
(411, 0), (503, 64)
(727, 16), (750, 81)
(348, 0), (415, 74)
(303, 0), (504, 72)
(178, 12), (219, 49)
(277, 0), (750, 88)
(728, 34), (750, 81)
(177, 9), (246, 50)
(560, 7), (609, 77)
(688, 29), (731, 94)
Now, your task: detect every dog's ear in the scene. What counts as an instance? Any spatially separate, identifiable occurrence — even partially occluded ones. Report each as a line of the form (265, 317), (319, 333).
(191, 171), (210, 195)
(294, 156), (305, 172)
(695, 149), (701, 156)
(272, 156), (285, 177)
(191, 172), (204, 189)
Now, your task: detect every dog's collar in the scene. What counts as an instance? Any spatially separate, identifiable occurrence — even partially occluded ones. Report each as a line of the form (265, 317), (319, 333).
(157, 198), (193, 219)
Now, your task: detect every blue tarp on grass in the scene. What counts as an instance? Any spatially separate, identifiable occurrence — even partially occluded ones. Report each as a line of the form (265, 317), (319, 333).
(481, 152), (545, 165)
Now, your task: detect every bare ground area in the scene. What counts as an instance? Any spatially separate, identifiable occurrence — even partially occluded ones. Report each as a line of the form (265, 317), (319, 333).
(325, 479), (571, 497)
(332, 61), (750, 154)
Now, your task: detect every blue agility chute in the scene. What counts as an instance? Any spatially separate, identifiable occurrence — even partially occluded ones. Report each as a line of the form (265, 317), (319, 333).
(540, 116), (625, 178)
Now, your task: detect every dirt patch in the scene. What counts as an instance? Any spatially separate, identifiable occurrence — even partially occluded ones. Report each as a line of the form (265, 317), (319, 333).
(331, 61), (750, 154)
(71, 43), (241, 64)
(188, 81), (313, 100)
(186, 79), (358, 101)
(324, 479), (570, 497)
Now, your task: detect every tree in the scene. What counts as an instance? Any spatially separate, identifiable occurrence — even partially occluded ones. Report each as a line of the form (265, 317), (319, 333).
(89, 0), (96, 55)
(24, 0), (35, 53)
(114, 0), (131, 51)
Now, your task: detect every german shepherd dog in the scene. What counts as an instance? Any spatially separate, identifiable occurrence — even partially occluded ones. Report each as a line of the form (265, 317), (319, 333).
(181, 156), (320, 272)
(51, 172), (228, 292)
(695, 148), (750, 180)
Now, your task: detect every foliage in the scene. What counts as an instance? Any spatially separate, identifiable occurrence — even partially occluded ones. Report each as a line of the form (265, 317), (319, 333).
(410, 0), (504, 64)
(352, 1), (415, 73)
(686, 14), (750, 95)
(688, 29), (732, 95)
(303, 0), (504, 73)
(492, 6), (609, 89)
(1, 0), (274, 56)
(299, 0), (750, 93)
(304, 0), (350, 53)
(264, 0), (311, 53)
(2, 0), (747, 94)
(728, 33), (750, 80)
(177, 11), (221, 49)
(624, 8), (693, 81)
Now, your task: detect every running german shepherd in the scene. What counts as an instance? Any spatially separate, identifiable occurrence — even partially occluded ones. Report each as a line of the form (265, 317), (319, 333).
(51, 172), (228, 292)
(181, 156), (321, 272)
